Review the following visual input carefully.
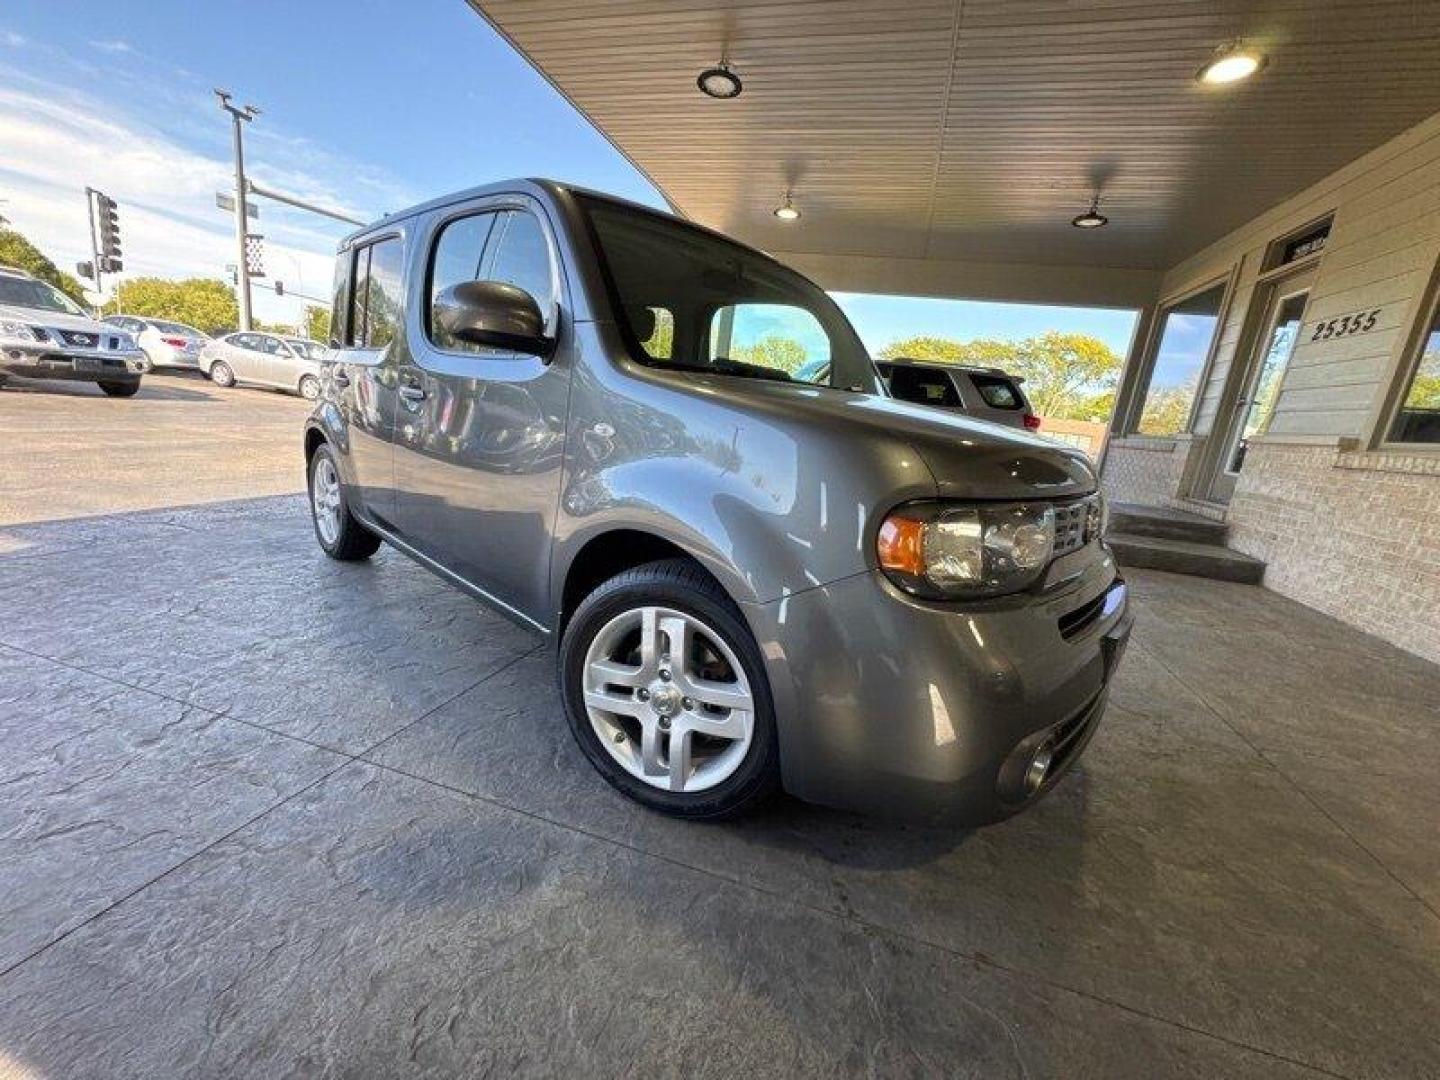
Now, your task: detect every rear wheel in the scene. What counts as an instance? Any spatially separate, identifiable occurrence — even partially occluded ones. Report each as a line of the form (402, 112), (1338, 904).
(298, 374), (320, 401)
(307, 443), (380, 561)
(559, 559), (779, 819)
(210, 361), (235, 387)
(99, 381), (140, 398)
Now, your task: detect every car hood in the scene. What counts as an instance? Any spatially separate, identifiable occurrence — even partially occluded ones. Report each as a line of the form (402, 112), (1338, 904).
(723, 379), (1098, 501)
(0, 304), (109, 334)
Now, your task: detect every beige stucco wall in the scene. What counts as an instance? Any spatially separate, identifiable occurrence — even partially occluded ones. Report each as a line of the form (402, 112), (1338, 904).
(1105, 110), (1440, 663)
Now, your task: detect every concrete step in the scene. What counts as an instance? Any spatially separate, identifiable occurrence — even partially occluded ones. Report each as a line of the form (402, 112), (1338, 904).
(1107, 532), (1266, 585)
(1108, 502), (1229, 544)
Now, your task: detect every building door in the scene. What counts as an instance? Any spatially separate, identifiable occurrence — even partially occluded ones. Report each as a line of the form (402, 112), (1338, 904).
(1206, 267), (1314, 503)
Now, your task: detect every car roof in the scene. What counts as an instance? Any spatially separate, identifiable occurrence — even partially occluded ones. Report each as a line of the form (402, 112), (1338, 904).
(876, 358), (1017, 379)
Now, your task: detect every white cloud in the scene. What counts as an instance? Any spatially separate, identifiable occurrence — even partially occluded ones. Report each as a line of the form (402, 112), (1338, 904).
(2, 31), (26, 48)
(0, 74), (413, 325)
(89, 39), (132, 54)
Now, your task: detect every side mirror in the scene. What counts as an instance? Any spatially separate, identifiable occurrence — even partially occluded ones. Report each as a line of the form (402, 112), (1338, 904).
(433, 280), (553, 357)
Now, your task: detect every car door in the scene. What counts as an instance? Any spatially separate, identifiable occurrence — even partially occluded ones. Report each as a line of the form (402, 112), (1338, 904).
(328, 233), (407, 528)
(252, 334), (289, 386)
(224, 333), (262, 383)
(391, 199), (570, 617)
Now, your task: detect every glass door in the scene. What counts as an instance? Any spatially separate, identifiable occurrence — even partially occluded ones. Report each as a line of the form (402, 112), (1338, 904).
(1208, 271), (1312, 502)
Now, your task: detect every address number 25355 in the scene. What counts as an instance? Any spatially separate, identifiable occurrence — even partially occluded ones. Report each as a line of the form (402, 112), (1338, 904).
(1310, 308), (1380, 341)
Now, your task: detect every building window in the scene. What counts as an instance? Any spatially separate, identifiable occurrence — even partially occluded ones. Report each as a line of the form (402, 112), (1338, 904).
(1132, 282), (1226, 436)
(1388, 299), (1440, 445)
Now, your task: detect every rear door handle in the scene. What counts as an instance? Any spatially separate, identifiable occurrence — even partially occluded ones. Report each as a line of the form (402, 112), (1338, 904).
(399, 384), (427, 403)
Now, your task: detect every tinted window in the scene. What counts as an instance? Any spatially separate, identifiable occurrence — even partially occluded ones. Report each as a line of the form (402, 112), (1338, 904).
(707, 302), (830, 381)
(487, 211), (554, 308)
(427, 212), (499, 351)
(1388, 299), (1440, 444)
(970, 374), (1023, 410)
(888, 367), (963, 409)
(349, 236), (404, 348)
(1135, 283), (1224, 436)
(232, 333), (259, 350)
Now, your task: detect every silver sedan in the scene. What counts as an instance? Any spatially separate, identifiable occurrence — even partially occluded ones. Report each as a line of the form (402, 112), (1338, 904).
(200, 332), (326, 399)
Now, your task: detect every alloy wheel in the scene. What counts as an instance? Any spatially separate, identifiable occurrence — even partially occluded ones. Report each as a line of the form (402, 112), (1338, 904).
(311, 456), (342, 547)
(582, 605), (754, 793)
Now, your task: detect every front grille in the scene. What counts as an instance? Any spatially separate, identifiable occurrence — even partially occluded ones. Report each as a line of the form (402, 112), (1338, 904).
(56, 329), (99, 348)
(1052, 495), (1098, 557)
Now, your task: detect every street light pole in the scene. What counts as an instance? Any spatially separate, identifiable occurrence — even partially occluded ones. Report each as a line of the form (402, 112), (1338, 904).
(215, 89), (259, 331)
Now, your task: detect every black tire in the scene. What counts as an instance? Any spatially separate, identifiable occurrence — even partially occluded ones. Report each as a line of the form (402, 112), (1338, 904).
(99, 381), (140, 398)
(559, 558), (780, 820)
(298, 374), (321, 401)
(307, 443), (381, 561)
(210, 361), (235, 387)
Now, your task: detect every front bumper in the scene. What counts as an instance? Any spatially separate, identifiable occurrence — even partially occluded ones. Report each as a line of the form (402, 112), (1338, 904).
(0, 342), (147, 383)
(744, 542), (1132, 825)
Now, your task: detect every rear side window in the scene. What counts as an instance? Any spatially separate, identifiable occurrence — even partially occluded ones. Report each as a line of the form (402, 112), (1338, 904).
(348, 236), (404, 348)
(970, 374), (1023, 410)
(888, 366), (963, 409)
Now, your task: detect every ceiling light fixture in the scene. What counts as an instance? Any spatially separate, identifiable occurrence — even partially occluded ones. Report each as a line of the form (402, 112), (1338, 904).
(773, 192), (800, 221)
(697, 61), (742, 99)
(1196, 42), (1266, 85)
(1071, 194), (1108, 230)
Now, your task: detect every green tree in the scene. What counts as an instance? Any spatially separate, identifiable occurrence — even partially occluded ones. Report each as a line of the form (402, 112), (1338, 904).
(0, 228), (87, 305)
(879, 331), (1123, 419)
(1136, 384), (1196, 436)
(732, 334), (808, 375)
(112, 277), (239, 334)
(304, 304), (332, 343)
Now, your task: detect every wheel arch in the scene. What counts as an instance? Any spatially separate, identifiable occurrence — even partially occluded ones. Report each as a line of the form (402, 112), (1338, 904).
(558, 529), (729, 635)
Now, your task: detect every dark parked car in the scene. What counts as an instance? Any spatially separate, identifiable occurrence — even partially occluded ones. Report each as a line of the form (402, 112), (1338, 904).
(303, 180), (1130, 824)
(878, 358), (1041, 431)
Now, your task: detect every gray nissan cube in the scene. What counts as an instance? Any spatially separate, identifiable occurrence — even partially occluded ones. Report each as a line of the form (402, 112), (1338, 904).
(304, 179), (1131, 824)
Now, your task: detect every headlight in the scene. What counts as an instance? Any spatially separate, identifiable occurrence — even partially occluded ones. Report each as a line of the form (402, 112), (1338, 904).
(0, 320), (46, 342)
(877, 501), (1057, 598)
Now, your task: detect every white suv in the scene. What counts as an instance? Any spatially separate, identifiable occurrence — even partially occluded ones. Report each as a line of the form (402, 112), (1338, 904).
(0, 267), (147, 397)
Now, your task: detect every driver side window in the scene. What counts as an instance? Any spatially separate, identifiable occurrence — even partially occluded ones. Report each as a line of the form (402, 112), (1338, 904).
(707, 303), (832, 382)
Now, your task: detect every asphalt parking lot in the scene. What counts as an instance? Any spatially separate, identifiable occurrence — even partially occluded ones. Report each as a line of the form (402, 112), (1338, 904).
(0, 372), (310, 525)
(2, 376), (1438, 1078)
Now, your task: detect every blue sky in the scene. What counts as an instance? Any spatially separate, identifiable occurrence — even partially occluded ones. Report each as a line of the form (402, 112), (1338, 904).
(0, 0), (1135, 352)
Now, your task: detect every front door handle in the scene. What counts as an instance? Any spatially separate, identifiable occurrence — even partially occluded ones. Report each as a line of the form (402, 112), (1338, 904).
(398, 384), (427, 403)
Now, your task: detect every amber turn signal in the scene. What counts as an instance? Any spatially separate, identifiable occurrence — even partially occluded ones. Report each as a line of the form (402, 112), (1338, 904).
(877, 515), (926, 577)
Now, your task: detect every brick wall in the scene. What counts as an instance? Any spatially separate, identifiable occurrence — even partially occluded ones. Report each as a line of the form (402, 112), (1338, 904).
(1100, 437), (1191, 506)
(1227, 441), (1440, 664)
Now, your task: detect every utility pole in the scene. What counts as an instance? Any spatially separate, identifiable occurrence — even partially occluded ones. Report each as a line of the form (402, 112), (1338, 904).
(215, 89), (260, 331)
(84, 187), (103, 299)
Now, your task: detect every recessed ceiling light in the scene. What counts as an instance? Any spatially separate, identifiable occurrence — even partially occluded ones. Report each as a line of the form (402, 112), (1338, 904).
(1197, 43), (1265, 85)
(1071, 195), (1108, 229)
(773, 193), (800, 221)
(697, 62), (742, 99)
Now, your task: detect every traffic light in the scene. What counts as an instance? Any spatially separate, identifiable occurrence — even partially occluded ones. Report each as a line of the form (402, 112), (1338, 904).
(93, 191), (122, 271)
(76, 260), (94, 281)
(274, 281), (284, 297)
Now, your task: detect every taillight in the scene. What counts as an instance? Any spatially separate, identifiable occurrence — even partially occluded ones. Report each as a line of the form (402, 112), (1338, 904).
(1023, 413), (1042, 431)
(162, 336), (189, 348)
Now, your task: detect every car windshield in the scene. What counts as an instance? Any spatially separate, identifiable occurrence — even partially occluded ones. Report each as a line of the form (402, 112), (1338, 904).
(285, 339), (325, 360)
(0, 275), (87, 317)
(580, 196), (875, 391)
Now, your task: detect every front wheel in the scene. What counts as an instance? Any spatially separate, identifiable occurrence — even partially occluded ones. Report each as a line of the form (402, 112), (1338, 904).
(298, 374), (320, 401)
(307, 443), (380, 561)
(559, 559), (779, 819)
(99, 381), (140, 398)
(209, 361), (235, 387)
